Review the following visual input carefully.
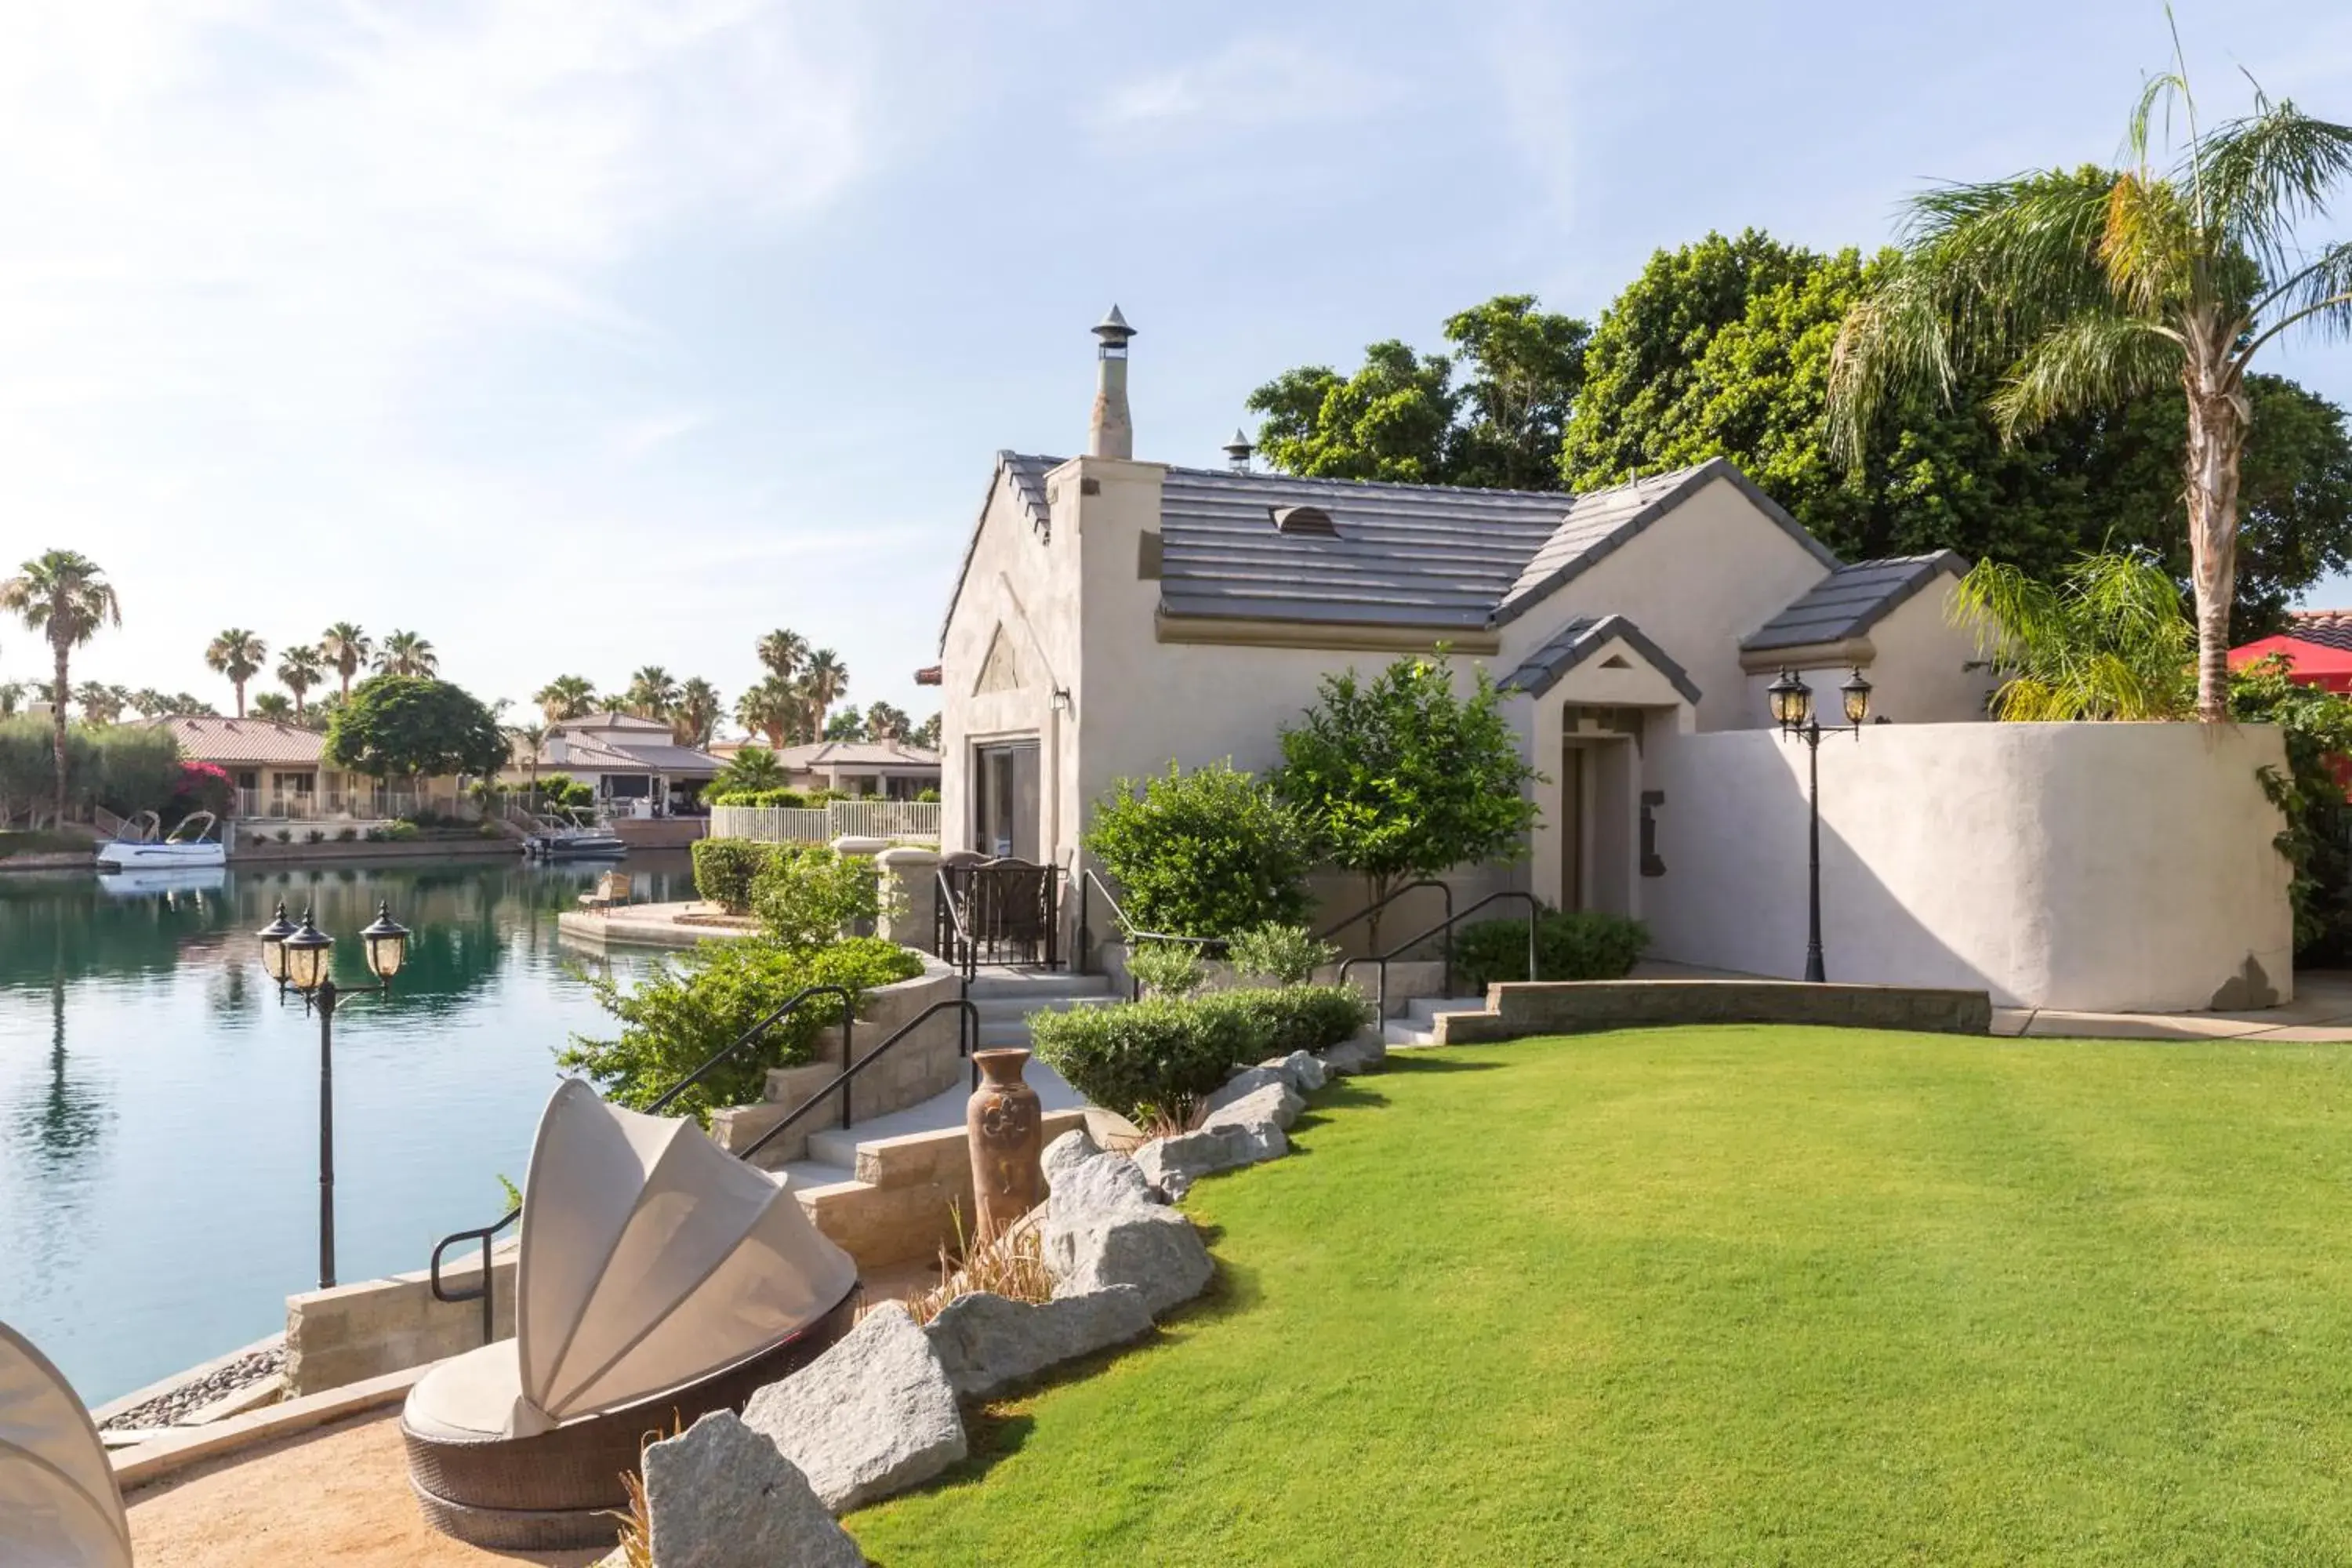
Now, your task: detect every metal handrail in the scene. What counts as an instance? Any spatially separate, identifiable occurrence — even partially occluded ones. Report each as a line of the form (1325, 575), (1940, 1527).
(736, 998), (980, 1163)
(428, 982), (858, 1345)
(1336, 889), (1543, 1022)
(1314, 879), (1454, 950)
(1075, 867), (1229, 997)
(935, 866), (978, 982)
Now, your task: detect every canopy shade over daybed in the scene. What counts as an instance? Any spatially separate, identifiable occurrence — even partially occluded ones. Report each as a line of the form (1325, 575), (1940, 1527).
(406, 1079), (858, 1443)
(0, 1319), (132, 1568)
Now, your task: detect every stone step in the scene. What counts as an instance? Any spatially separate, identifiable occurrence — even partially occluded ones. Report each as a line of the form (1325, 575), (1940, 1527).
(962, 970), (1121, 1002)
(968, 993), (1121, 1025)
(1406, 996), (1490, 1026)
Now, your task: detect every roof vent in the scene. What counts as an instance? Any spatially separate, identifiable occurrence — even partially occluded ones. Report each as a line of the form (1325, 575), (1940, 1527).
(1270, 504), (1338, 537)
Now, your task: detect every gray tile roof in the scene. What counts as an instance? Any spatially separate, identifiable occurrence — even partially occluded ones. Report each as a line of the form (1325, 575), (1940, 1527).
(1501, 615), (1703, 704)
(1740, 551), (1967, 653)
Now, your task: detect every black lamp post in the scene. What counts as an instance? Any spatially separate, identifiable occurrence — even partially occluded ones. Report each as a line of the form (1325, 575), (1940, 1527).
(256, 898), (411, 1290)
(1767, 666), (1873, 983)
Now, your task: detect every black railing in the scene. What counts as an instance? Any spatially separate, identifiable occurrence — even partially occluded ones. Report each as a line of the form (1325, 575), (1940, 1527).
(1075, 869), (1229, 997)
(428, 981), (859, 1346)
(1336, 890), (1542, 1023)
(734, 998), (980, 1164)
(1315, 880), (1454, 960)
(935, 859), (1064, 977)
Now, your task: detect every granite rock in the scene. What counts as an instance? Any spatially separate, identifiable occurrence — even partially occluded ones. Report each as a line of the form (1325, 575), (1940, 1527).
(742, 1302), (965, 1515)
(641, 1410), (863, 1568)
(923, 1286), (1153, 1401)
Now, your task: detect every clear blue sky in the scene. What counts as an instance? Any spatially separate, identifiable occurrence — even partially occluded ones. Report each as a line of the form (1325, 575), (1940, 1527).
(6, 1), (2350, 726)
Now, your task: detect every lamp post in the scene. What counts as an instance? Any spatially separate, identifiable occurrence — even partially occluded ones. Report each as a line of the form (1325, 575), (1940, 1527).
(1766, 666), (1872, 983)
(255, 898), (411, 1290)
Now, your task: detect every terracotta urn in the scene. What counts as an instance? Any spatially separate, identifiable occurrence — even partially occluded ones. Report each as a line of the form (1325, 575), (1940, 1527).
(966, 1047), (1045, 1235)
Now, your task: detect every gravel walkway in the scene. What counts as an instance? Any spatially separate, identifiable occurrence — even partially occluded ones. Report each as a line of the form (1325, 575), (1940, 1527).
(100, 1344), (285, 1432)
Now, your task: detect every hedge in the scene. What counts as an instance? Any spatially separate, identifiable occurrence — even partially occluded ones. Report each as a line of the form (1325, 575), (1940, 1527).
(692, 837), (789, 913)
(1450, 909), (1649, 993)
(1029, 984), (1370, 1121)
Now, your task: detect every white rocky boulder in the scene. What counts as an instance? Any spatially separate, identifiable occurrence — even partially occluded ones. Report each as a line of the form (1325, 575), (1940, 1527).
(923, 1286), (1153, 1401)
(742, 1301), (966, 1514)
(1319, 1035), (1385, 1076)
(1261, 1049), (1327, 1093)
(1133, 1123), (1284, 1201)
(640, 1410), (864, 1568)
(1041, 1136), (1212, 1316)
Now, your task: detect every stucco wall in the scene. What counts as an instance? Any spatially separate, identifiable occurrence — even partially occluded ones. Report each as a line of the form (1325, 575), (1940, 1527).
(1639, 721), (2293, 1012)
(1739, 572), (1994, 727)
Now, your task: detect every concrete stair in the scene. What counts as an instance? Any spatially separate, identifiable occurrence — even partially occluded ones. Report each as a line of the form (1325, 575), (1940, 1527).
(1382, 996), (1490, 1048)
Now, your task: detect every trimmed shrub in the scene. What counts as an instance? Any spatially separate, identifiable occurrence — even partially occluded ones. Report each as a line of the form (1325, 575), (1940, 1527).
(708, 786), (811, 808)
(1029, 984), (1369, 1120)
(1084, 760), (1312, 939)
(692, 837), (786, 913)
(1451, 909), (1649, 992)
(1225, 922), (1338, 985)
(750, 844), (880, 949)
(381, 821), (419, 841)
(1126, 942), (1207, 998)
(561, 935), (924, 1122)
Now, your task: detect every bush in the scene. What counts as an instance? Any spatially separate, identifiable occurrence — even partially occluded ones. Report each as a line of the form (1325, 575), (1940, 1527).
(1029, 985), (1368, 1120)
(382, 820), (420, 842)
(708, 786), (810, 808)
(914, 787), (941, 804)
(692, 837), (787, 913)
(336, 826), (358, 842)
(750, 845), (880, 949)
(561, 936), (924, 1121)
(532, 775), (594, 809)
(1225, 922), (1338, 985)
(1450, 909), (1649, 992)
(305, 829), (325, 844)
(1126, 942), (1207, 998)
(273, 828), (291, 843)
(1084, 760), (1312, 939)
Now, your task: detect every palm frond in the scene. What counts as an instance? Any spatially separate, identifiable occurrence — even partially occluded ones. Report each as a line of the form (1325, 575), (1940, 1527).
(1900, 172), (2117, 345)
(1827, 263), (1958, 462)
(1987, 312), (2179, 437)
(2099, 172), (2201, 317)
(2239, 238), (2352, 362)
(2198, 101), (2352, 274)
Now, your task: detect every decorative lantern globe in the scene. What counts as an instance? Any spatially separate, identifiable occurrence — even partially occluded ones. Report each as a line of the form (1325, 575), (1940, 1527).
(257, 901), (298, 983)
(1766, 667), (1813, 731)
(282, 913), (334, 996)
(359, 901), (411, 982)
(1841, 667), (1874, 727)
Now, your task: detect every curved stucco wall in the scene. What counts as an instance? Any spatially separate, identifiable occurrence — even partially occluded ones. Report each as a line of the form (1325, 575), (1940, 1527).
(1640, 722), (2293, 1012)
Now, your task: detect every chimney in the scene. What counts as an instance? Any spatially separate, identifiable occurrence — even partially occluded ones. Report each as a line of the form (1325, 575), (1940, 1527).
(1222, 428), (1254, 473)
(1089, 304), (1135, 459)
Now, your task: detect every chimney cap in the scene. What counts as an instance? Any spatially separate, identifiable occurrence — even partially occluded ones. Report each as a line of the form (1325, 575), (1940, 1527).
(1092, 303), (1136, 344)
(1222, 428), (1254, 470)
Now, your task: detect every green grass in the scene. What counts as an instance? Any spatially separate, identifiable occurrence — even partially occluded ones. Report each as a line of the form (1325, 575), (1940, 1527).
(848, 1027), (2352, 1566)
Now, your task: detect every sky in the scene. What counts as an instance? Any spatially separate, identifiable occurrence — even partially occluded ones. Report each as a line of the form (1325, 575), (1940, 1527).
(3, 0), (2350, 729)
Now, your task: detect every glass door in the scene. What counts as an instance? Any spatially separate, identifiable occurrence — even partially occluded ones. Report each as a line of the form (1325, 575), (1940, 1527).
(971, 741), (1041, 859)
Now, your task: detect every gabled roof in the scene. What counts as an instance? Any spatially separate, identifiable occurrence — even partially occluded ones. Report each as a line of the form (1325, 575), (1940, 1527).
(1501, 615), (1702, 704)
(147, 715), (325, 766)
(1740, 551), (1967, 654)
(552, 712), (670, 734)
(938, 452), (1061, 652)
(539, 733), (723, 775)
(779, 739), (941, 770)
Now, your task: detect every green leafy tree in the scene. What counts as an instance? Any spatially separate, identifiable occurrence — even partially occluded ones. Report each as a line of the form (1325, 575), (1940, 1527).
(2232, 655), (2352, 961)
(1272, 652), (1538, 943)
(324, 675), (506, 783)
(1, 550), (121, 821)
(1951, 550), (2194, 720)
(1247, 296), (1589, 486)
(318, 622), (372, 701)
(1084, 761), (1313, 939)
(823, 708), (866, 742)
(204, 628), (267, 717)
(909, 712), (942, 750)
(1830, 56), (2352, 720)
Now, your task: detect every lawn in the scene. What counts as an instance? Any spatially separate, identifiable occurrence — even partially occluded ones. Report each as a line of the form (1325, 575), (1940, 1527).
(848, 1027), (2352, 1566)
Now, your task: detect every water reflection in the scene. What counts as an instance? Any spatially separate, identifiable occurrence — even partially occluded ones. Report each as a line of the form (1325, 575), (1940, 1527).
(0, 851), (682, 1403)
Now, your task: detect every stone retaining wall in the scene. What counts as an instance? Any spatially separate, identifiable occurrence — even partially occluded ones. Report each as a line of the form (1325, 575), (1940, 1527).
(1435, 979), (1992, 1044)
(798, 1110), (1089, 1268)
(282, 1243), (515, 1398)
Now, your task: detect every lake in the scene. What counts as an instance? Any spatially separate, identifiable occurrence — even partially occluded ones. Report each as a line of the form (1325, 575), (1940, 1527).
(0, 852), (692, 1405)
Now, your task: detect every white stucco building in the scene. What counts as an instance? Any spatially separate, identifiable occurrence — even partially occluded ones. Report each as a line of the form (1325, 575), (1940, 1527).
(928, 310), (2292, 1013)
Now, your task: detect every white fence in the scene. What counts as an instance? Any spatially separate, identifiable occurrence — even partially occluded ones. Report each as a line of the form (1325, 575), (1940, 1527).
(711, 800), (941, 844)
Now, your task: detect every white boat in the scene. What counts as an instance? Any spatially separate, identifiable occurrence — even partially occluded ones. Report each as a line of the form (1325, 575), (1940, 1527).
(520, 807), (627, 861)
(95, 865), (227, 898)
(95, 810), (227, 871)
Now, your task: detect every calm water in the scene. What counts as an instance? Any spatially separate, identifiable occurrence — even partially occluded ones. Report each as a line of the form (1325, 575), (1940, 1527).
(0, 854), (690, 1405)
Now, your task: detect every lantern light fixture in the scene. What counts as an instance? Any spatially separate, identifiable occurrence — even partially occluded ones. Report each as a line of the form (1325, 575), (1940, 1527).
(358, 901), (411, 982)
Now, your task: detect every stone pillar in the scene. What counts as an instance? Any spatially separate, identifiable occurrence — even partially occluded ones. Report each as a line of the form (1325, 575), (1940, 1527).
(873, 844), (941, 952)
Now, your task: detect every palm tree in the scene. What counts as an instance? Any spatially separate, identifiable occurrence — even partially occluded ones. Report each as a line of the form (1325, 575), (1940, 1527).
(1951, 550), (2194, 720)
(713, 746), (786, 795)
(624, 666), (680, 722)
(1830, 53), (2352, 721)
(507, 721), (548, 799)
(276, 644), (326, 721)
(0, 681), (28, 717)
(734, 677), (799, 751)
(126, 688), (170, 719)
(251, 691), (295, 721)
(0, 550), (122, 821)
(318, 622), (372, 701)
(756, 628), (809, 681)
(71, 682), (127, 726)
(535, 674), (599, 723)
(673, 677), (722, 747)
(204, 629), (267, 717)
(375, 630), (438, 677)
(864, 700), (912, 742)
(799, 649), (848, 739)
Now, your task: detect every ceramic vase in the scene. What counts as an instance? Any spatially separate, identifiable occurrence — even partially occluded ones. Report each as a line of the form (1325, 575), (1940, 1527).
(966, 1047), (1044, 1235)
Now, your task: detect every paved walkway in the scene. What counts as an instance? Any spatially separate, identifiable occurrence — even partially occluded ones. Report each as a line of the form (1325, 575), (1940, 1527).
(1629, 959), (2352, 1043)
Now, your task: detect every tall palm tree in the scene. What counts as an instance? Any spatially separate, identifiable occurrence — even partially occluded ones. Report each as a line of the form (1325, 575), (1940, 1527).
(1830, 53), (2352, 720)
(534, 674), (599, 723)
(864, 700), (912, 742)
(318, 622), (372, 701)
(375, 630), (438, 677)
(126, 688), (169, 719)
(0, 681), (28, 717)
(251, 691), (295, 721)
(507, 721), (548, 798)
(756, 628), (809, 681)
(734, 677), (798, 750)
(71, 682), (127, 726)
(204, 629), (267, 717)
(0, 550), (122, 821)
(673, 677), (722, 747)
(276, 644), (326, 721)
(623, 666), (681, 722)
(799, 649), (848, 739)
